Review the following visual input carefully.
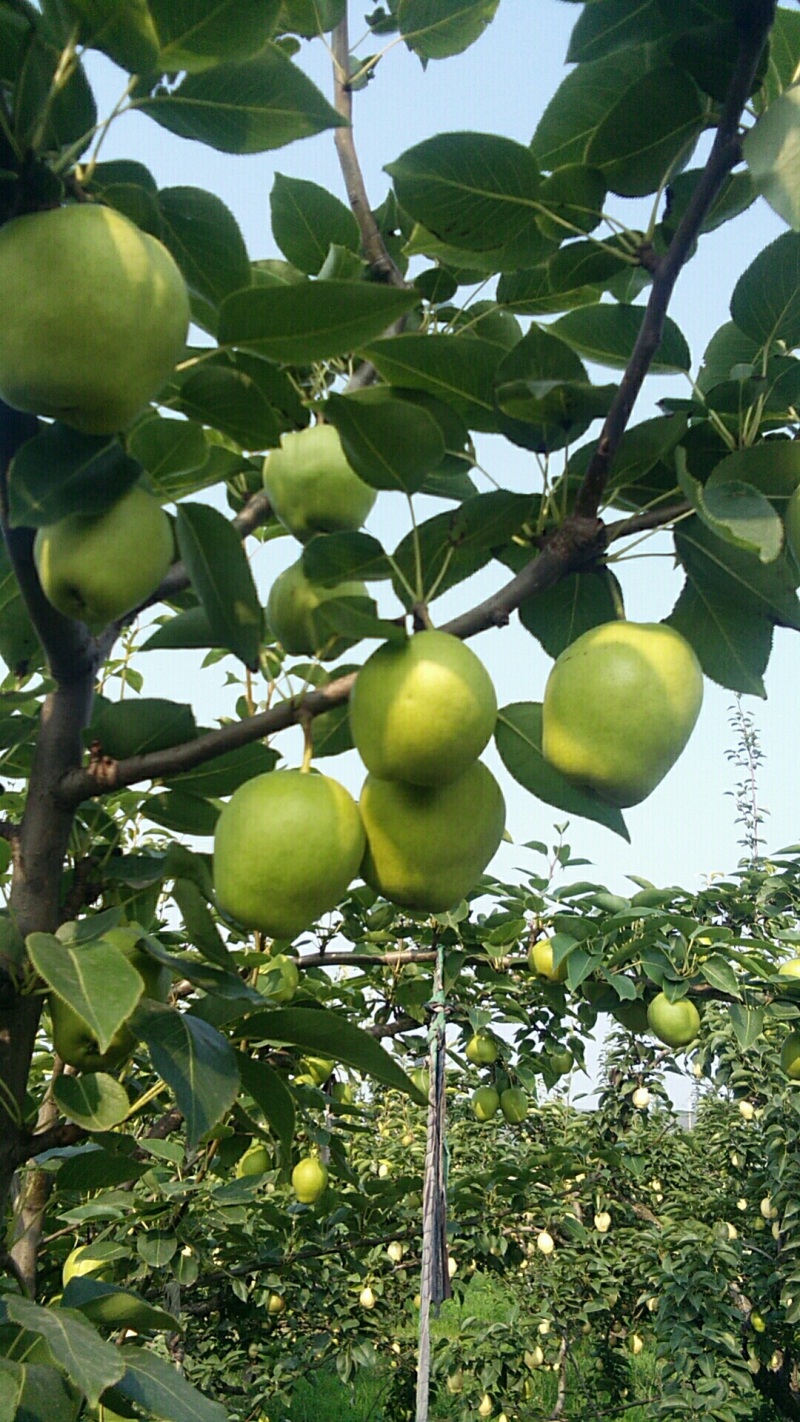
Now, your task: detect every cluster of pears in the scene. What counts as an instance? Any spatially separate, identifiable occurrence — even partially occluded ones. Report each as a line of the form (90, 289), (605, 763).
(0, 203), (188, 632)
(541, 620), (704, 807)
(214, 629), (506, 938)
(466, 1031), (529, 1125)
(263, 423), (376, 659)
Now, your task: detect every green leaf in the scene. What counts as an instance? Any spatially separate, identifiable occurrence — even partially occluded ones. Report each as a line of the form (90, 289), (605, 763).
(137, 1233), (177, 1267)
(176, 503), (262, 669)
(91, 697), (197, 761)
(61, 1279), (178, 1334)
(165, 741), (278, 797)
(270, 173), (360, 275)
(236, 1053), (296, 1165)
(758, 9), (800, 109)
(494, 703), (629, 839)
(59, 0), (161, 74)
(116, 1345), (228, 1422)
(731, 230), (800, 348)
(531, 47), (661, 172)
(746, 85), (800, 230)
(4, 1361), (79, 1422)
(494, 324), (591, 452)
(53, 1072), (131, 1130)
(674, 514), (800, 628)
(0, 1360), (23, 1422)
(662, 168), (756, 237)
(364, 334), (505, 432)
(8, 427), (143, 528)
(171, 877), (228, 966)
(242, 1006), (426, 1102)
(496, 377), (616, 432)
(324, 389), (445, 493)
(136, 45), (341, 153)
(387, 132), (543, 260)
(149, 0), (282, 71)
(586, 65), (705, 197)
(567, 0), (671, 63)
(5, 1298), (124, 1408)
(303, 532), (393, 585)
(677, 453), (784, 563)
(728, 1003), (765, 1050)
(668, 577), (772, 698)
(599, 412), (686, 510)
(535, 163), (608, 240)
(28, 935), (143, 1053)
(708, 442), (800, 509)
(144, 791), (220, 836)
(397, 0), (499, 59)
(179, 367), (282, 451)
(134, 1001), (240, 1149)
(128, 415), (208, 485)
(158, 187), (251, 306)
(315, 595), (407, 644)
(497, 264), (602, 318)
(391, 507), (490, 608)
(519, 569), (624, 659)
(553, 305), (691, 372)
(219, 281), (415, 363)
(699, 954), (741, 999)
(278, 1), (346, 37)
(142, 605), (222, 652)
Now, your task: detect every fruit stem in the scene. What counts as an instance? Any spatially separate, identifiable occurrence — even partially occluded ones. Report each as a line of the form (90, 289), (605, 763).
(300, 717), (314, 774)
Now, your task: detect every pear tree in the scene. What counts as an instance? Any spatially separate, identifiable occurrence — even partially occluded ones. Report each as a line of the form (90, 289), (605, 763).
(1, 3), (800, 1421)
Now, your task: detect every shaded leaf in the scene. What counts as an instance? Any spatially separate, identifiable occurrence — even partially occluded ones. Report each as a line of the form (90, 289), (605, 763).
(303, 532), (393, 585)
(5, 1298), (123, 1408)
(270, 173), (360, 274)
(586, 66), (705, 197)
(495, 703), (629, 839)
(553, 305), (691, 372)
(134, 1001), (240, 1149)
(731, 230), (800, 348)
(53, 1073), (131, 1131)
(677, 452), (784, 563)
(325, 389), (445, 492)
(144, 791), (220, 836)
(136, 46), (341, 153)
(243, 1006), (426, 1102)
(149, 0), (282, 71)
(62, 1279), (178, 1334)
(397, 0), (499, 59)
(176, 503), (262, 669)
(728, 1003), (765, 1050)
(219, 282), (416, 363)
(365, 334), (505, 432)
(8, 427), (142, 528)
(116, 1346), (228, 1422)
(29, 935), (142, 1053)
(531, 46), (661, 171)
(237, 1052), (296, 1165)
(165, 741), (278, 798)
(519, 568), (624, 659)
(159, 187), (251, 306)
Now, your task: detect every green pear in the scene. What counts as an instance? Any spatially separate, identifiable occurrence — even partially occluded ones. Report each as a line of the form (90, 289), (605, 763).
(50, 937), (171, 1072)
(263, 424), (376, 542)
(34, 485), (174, 632)
(0, 204), (189, 433)
(542, 621), (703, 807)
(359, 760), (505, 913)
(646, 992), (701, 1049)
(349, 629), (497, 785)
(266, 557), (367, 659)
(213, 769), (365, 938)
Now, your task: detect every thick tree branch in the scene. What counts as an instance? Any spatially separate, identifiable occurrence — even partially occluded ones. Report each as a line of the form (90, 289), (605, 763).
(573, 7), (776, 520)
(604, 500), (691, 544)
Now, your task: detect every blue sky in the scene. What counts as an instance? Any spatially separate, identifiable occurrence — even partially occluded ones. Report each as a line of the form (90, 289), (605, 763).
(86, 2), (799, 902)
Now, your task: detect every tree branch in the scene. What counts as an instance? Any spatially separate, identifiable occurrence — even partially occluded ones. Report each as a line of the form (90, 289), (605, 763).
(573, 7), (776, 520)
(331, 13), (405, 288)
(604, 500), (691, 544)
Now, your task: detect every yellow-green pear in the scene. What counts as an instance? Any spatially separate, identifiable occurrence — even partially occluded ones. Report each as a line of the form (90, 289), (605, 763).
(0, 204), (189, 433)
(266, 557), (367, 660)
(646, 992), (700, 1049)
(542, 621), (703, 807)
(34, 485), (174, 632)
(359, 760), (505, 913)
(349, 629), (497, 785)
(291, 1156), (328, 1203)
(213, 769), (365, 938)
(263, 423), (376, 542)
